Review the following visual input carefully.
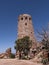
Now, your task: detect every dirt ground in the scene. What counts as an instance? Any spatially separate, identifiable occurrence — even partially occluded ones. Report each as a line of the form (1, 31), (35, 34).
(0, 59), (42, 65)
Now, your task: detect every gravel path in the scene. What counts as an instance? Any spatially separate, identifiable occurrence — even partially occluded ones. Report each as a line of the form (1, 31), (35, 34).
(0, 59), (42, 65)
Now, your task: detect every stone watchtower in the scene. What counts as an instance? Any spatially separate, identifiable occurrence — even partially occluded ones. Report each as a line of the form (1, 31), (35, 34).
(18, 14), (37, 48)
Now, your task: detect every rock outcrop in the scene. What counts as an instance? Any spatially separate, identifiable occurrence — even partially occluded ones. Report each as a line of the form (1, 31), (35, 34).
(0, 48), (11, 59)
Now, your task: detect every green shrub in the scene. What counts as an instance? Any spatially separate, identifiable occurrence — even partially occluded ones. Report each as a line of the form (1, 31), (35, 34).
(41, 58), (48, 65)
(10, 53), (15, 58)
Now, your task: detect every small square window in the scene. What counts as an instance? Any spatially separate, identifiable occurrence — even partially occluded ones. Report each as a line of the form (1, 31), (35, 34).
(25, 17), (27, 20)
(25, 23), (27, 25)
(29, 17), (31, 20)
(21, 17), (23, 20)
(31, 32), (32, 33)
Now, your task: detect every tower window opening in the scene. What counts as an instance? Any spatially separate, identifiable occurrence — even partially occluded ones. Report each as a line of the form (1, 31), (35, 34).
(25, 17), (27, 20)
(25, 23), (27, 25)
(21, 17), (23, 20)
(29, 17), (31, 20)
(31, 32), (32, 33)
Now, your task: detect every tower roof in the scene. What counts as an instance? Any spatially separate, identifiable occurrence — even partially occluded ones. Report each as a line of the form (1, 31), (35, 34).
(19, 14), (31, 17)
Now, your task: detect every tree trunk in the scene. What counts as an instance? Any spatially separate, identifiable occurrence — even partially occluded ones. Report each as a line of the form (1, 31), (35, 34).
(19, 52), (21, 59)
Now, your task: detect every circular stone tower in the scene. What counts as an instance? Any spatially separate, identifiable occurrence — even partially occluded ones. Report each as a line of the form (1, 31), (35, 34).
(18, 14), (37, 48)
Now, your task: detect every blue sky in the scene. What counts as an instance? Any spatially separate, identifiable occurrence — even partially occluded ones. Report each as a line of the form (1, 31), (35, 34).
(0, 0), (49, 53)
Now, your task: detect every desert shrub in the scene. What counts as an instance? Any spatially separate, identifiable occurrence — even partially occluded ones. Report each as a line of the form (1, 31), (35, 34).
(9, 53), (15, 58)
(41, 58), (48, 65)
